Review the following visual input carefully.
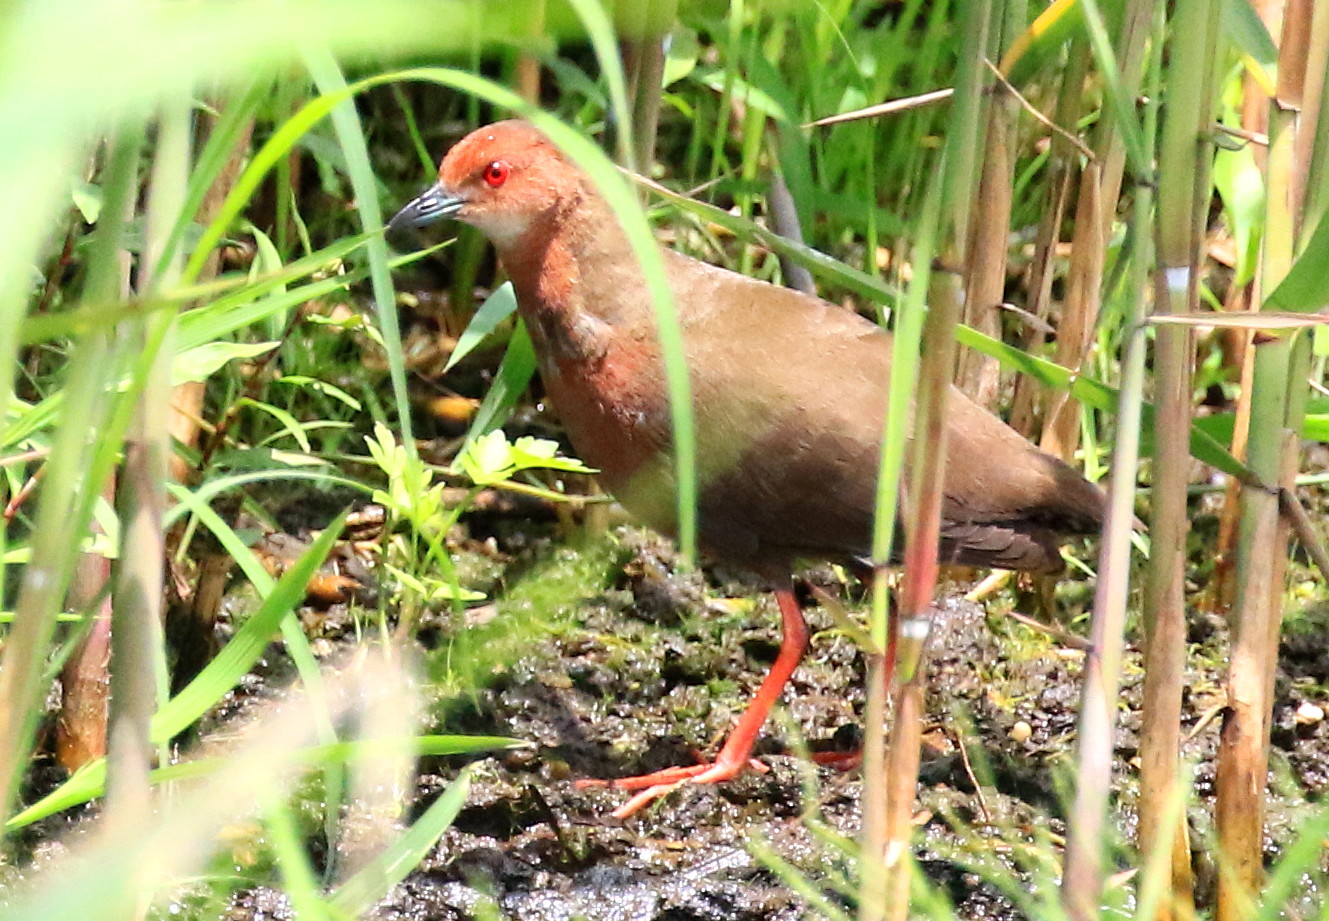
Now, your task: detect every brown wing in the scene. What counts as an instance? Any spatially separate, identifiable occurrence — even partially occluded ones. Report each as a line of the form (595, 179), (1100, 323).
(663, 253), (1103, 575)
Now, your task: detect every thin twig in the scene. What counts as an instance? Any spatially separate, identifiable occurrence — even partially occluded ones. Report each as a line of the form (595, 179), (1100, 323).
(1278, 487), (1329, 584)
(964, 569), (1011, 602)
(998, 301), (1057, 335)
(1185, 700), (1228, 742)
(4, 470), (43, 522)
(680, 171), (731, 200)
(1213, 122), (1269, 147)
(0, 447), (51, 469)
(951, 724), (992, 825)
(1001, 608), (1094, 652)
(983, 59), (1097, 161)
(804, 88), (955, 128)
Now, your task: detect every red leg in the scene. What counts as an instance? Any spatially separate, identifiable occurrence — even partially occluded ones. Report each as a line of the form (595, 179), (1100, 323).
(577, 587), (809, 817)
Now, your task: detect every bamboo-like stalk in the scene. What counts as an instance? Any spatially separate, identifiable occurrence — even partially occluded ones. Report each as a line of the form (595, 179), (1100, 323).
(857, 636), (890, 921)
(1211, 310), (1255, 616)
(1059, 208), (1152, 921)
(1134, 1), (1222, 918)
(57, 540), (113, 772)
(1058, 0), (1163, 916)
(859, 116), (959, 921)
(168, 101), (254, 485)
(1301, 1), (1329, 233)
(0, 126), (143, 819)
(955, 0), (1022, 410)
(858, 128), (949, 921)
(1216, 349), (1290, 918)
(863, 8), (991, 917)
(1120, 47), (1174, 921)
(1216, 4), (1319, 916)
(60, 134), (144, 776)
(1038, 161), (1103, 462)
(621, 0), (674, 177)
(884, 269), (966, 921)
(1213, 0), (1285, 613)
(514, 0), (545, 105)
(163, 100), (253, 688)
(1035, 0), (1151, 460)
(105, 98), (190, 858)
(881, 656), (924, 921)
(1008, 39), (1090, 437)
(1288, 4), (1326, 220)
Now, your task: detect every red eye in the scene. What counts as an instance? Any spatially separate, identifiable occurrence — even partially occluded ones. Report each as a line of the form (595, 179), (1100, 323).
(483, 161), (510, 187)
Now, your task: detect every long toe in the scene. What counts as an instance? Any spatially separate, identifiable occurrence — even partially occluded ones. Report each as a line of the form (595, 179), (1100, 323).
(576, 761), (724, 793)
(578, 753), (756, 817)
(606, 758), (749, 818)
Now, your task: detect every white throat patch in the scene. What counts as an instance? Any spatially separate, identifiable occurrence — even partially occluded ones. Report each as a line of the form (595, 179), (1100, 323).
(472, 211), (532, 249)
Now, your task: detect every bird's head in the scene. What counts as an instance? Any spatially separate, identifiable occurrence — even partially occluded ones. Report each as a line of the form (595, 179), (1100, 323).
(388, 120), (576, 250)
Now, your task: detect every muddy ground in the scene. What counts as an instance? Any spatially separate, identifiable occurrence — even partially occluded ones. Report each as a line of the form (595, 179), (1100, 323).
(204, 490), (1329, 921)
(8, 469), (1329, 919)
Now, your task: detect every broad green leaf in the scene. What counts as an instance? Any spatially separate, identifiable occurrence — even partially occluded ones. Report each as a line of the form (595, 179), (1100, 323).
(699, 67), (793, 122)
(664, 25), (701, 87)
(510, 436), (595, 474)
(1001, 0), (1082, 87)
(1265, 205), (1329, 312)
(1214, 79), (1265, 286)
(236, 397), (313, 452)
(565, 0), (635, 167)
(458, 429), (515, 486)
(1223, 0), (1278, 92)
(7, 734), (508, 831)
(154, 505), (348, 741)
(1078, 0), (1150, 179)
(1194, 398), (1329, 444)
(172, 340), (277, 385)
(456, 430), (593, 487)
(388, 567), (484, 603)
(465, 319), (538, 441)
(443, 281), (517, 373)
(304, 49), (416, 458)
(270, 375), (362, 411)
(71, 180), (102, 224)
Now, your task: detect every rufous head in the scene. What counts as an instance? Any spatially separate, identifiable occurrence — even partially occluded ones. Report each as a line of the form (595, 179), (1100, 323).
(388, 120), (578, 249)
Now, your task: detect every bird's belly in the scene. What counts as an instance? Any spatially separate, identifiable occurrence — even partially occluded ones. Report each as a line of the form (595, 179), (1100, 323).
(556, 408), (876, 573)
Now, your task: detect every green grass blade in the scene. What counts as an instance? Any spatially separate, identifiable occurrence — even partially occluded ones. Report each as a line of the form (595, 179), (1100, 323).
(328, 769), (473, 917)
(465, 320), (538, 441)
(7, 510), (347, 829)
(445, 282), (518, 373)
(565, 0), (635, 167)
(304, 48), (417, 455)
(1264, 207), (1329, 311)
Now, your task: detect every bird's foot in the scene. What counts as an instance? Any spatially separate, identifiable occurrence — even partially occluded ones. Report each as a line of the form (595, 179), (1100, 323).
(576, 756), (768, 818)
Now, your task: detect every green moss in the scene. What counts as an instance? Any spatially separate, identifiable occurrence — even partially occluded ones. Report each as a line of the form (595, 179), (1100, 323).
(499, 535), (626, 627)
(425, 533), (626, 695)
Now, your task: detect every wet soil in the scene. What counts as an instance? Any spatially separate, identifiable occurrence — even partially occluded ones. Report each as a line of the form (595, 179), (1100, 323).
(212, 498), (1329, 920)
(9, 472), (1329, 919)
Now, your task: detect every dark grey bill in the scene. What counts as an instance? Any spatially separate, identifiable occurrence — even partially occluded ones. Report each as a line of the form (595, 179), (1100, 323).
(387, 184), (465, 235)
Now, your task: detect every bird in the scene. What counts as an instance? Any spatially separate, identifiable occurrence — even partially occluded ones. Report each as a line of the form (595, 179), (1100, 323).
(389, 120), (1106, 818)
